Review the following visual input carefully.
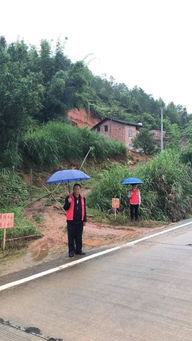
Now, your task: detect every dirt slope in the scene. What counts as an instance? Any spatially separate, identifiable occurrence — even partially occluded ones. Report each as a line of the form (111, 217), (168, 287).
(0, 198), (165, 276)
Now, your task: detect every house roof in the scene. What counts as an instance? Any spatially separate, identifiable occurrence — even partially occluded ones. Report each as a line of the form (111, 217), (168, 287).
(91, 118), (142, 129)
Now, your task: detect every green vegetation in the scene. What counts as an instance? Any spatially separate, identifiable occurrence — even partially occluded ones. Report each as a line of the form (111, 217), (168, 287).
(133, 128), (157, 155)
(21, 123), (127, 168)
(180, 145), (192, 166)
(0, 36), (191, 167)
(137, 151), (192, 221)
(32, 214), (44, 224)
(87, 208), (165, 227)
(0, 169), (29, 208)
(87, 150), (192, 222)
(0, 171), (38, 247)
(1, 35), (192, 247)
(87, 164), (128, 211)
(0, 207), (39, 242)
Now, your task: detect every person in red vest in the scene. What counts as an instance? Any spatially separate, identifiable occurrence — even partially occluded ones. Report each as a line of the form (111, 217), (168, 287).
(128, 184), (141, 221)
(64, 183), (86, 257)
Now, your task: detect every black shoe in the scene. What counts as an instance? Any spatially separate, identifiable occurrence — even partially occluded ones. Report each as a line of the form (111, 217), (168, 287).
(69, 252), (75, 257)
(76, 251), (86, 255)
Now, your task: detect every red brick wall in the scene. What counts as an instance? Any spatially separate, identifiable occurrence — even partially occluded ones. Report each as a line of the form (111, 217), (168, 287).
(67, 112), (139, 149)
(124, 126), (139, 148)
(96, 120), (139, 148)
(150, 130), (165, 139)
(98, 120), (125, 142)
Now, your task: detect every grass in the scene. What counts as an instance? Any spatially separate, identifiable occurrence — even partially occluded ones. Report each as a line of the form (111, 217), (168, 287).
(0, 169), (29, 208)
(87, 208), (167, 228)
(87, 150), (192, 222)
(21, 122), (127, 169)
(0, 207), (39, 249)
(32, 214), (44, 224)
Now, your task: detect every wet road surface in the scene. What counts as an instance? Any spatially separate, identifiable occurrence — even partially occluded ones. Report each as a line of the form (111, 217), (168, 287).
(0, 222), (192, 340)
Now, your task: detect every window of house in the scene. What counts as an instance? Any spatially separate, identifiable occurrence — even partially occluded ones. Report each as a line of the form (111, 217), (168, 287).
(128, 129), (133, 137)
(104, 125), (108, 132)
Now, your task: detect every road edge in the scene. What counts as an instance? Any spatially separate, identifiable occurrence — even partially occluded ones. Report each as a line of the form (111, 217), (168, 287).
(0, 220), (191, 292)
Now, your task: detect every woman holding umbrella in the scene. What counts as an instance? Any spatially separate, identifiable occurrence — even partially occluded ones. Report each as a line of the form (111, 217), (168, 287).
(46, 169), (90, 257)
(64, 183), (87, 257)
(120, 177), (143, 222)
(128, 184), (141, 221)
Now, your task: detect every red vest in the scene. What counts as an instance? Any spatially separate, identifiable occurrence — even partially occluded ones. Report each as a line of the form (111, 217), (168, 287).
(66, 194), (85, 221)
(129, 189), (140, 205)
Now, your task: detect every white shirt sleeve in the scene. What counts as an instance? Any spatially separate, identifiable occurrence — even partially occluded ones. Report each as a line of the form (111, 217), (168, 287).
(128, 191), (132, 198)
(138, 191), (141, 205)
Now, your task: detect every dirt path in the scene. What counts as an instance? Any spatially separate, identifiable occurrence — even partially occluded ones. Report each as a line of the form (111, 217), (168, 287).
(0, 199), (165, 276)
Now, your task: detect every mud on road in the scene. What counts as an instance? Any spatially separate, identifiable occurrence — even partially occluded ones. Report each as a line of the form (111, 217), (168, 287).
(0, 199), (165, 277)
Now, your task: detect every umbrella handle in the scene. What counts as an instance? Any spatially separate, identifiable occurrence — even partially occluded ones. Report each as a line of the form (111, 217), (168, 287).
(67, 182), (71, 193)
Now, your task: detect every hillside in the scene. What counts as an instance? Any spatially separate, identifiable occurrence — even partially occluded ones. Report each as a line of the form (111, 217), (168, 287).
(1, 37), (192, 279)
(0, 157), (163, 277)
(0, 36), (192, 169)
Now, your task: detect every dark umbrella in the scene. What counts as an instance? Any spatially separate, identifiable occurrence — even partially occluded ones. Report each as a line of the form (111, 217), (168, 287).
(120, 177), (143, 185)
(45, 169), (91, 184)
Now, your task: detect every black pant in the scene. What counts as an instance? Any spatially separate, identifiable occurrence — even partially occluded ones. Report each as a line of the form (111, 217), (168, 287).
(67, 221), (83, 254)
(130, 204), (139, 221)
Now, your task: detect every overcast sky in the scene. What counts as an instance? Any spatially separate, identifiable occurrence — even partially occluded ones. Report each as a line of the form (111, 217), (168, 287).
(1, 0), (192, 112)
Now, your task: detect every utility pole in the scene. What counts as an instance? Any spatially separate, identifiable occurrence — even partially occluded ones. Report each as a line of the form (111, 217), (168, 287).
(160, 107), (164, 151)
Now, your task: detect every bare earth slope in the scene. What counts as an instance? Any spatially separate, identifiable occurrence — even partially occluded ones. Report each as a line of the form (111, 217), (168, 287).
(0, 198), (165, 276)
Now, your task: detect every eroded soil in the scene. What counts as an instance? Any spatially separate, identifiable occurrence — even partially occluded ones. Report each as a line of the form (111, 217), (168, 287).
(0, 198), (165, 276)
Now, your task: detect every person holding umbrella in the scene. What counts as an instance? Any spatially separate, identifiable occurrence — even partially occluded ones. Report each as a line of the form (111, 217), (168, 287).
(120, 177), (143, 222)
(64, 183), (86, 257)
(128, 184), (141, 221)
(46, 169), (90, 258)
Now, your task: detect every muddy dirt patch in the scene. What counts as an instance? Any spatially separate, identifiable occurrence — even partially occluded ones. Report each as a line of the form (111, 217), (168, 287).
(0, 199), (165, 276)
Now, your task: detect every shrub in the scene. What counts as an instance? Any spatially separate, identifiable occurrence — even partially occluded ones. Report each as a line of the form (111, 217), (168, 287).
(138, 150), (192, 221)
(21, 122), (84, 168)
(87, 150), (192, 222)
(21, 122), (127, 168)
(0, 207), (38, 242)
(87, 164), (130, 211)
(80, 126), (127, 160)
(0, 169), (29, 208)
(180, 145), (192, 165)
(133, 128), (156, 155)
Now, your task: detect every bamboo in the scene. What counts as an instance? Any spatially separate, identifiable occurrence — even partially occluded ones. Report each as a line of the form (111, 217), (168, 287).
(24, 184), (62, 207)
(80, 146), (93, 169)
(43, 185), (63, 208)
(6, 234), (42, 242)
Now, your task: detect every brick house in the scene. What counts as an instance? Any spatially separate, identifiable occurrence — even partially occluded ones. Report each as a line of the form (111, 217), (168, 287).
(150, 129), (166, 147)
(92, 118), (142, 149)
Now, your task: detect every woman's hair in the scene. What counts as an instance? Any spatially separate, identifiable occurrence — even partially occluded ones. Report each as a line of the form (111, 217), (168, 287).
(73, 183), (81, 189)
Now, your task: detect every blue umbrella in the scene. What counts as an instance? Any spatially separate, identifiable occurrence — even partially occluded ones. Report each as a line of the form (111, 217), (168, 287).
(46, 169), (91, 184)
(120, 177), (143, 185)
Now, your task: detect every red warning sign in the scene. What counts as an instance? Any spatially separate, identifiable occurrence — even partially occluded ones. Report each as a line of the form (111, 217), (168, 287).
(0, 213), (14, 229)
(112, 198), (120, 209)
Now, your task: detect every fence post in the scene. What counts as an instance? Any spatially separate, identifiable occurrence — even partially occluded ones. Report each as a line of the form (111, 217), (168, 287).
(3, 228), (6, 250)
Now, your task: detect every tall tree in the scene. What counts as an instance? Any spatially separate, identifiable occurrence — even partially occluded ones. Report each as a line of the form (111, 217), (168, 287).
(133, 128), (156, 155)
(40, 40), (54, 83)
(64, 61), (93, 111)
(46, 70), (68, 119)
(0, 43), (44, 165)
(54, 40), (71, 73)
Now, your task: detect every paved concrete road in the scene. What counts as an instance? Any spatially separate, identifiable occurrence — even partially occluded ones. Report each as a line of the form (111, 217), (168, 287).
(0, 324), (41, 341)
(1, 223), (192, 341)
